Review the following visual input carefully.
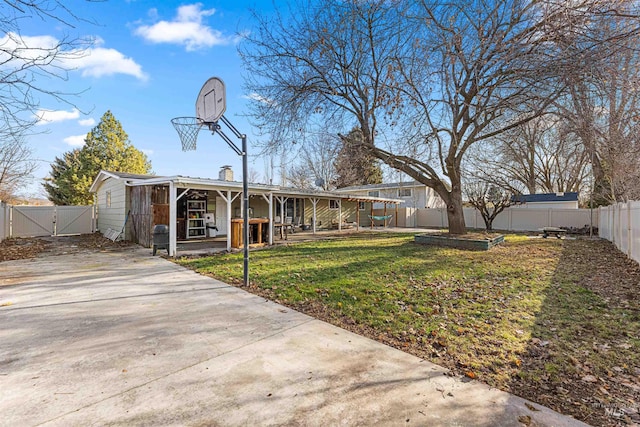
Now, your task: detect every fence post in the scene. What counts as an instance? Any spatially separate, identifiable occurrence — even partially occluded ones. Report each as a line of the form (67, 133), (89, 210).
(8, 204), (12, 238)
(628, 202), (632, 258)
(0, 202), (5, 242)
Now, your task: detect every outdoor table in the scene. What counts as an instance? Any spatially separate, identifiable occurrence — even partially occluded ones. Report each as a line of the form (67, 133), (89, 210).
(540, 227), (566, 239)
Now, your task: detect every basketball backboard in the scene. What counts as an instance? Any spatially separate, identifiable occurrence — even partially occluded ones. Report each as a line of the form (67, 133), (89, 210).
(196, 77), (226, 123)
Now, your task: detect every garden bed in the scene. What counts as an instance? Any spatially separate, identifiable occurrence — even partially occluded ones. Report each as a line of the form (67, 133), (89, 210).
(415, 232), (504, 250)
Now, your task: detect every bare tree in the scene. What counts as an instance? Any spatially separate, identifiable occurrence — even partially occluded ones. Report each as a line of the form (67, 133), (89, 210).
(299, 133), (339, 190)
(241, 0), (635, 232)
(469, 116), (590, 195)
(286, 163), (314, 189)
(248, 167), (261, 184)
(464, 181), (511, 232)
(0, 0), (94, 138)
(548, 0), (640, 204)
(240, 0), (567, 234)
(0, 133), (36, 202)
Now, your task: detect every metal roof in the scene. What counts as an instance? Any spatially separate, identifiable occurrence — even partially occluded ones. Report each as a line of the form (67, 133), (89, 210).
(90, 170), (402, 203)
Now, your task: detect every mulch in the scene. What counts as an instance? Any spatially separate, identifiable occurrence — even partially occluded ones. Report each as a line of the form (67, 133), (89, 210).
(0, 233), (136, 262)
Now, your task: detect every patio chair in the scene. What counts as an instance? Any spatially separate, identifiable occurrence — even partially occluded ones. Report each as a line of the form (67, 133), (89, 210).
(284, 216), (294, 234)
(293, 216), (302, 231)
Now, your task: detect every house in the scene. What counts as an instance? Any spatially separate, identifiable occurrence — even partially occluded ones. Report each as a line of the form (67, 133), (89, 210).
(89, 168), (402, 256)
(336, 181), (445, 209)
(511, 192), (579, 209)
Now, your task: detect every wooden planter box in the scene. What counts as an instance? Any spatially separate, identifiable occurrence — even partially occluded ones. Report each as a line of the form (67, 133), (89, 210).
(415, 233), (505, 251)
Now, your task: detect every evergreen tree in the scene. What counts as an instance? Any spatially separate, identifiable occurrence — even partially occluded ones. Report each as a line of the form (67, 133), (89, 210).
(333, 128), (383, 188)
(43, 111), (152, 205)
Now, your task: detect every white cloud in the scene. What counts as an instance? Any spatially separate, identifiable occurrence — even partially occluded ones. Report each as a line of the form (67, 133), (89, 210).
(243, 92), (276, 106)
(35, 108), (80, 125)
(141, 148), (154, 156)
(71, 38), (148, 80)
(0, 33), (61, 64)
(78, 118), (96, 126)
(134, 3), (231, 51)
(63, 134), (87, 147)
(0, 32), (147, 81)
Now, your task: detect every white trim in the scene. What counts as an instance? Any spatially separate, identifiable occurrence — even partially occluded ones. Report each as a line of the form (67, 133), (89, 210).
(169, 181), (177, 256)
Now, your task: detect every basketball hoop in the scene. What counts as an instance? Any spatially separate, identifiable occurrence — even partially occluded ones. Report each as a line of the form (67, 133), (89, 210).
(171, 117), (203, 151)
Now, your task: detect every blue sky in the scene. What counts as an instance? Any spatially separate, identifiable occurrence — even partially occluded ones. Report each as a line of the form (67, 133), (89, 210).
(19, 0), (274, 198)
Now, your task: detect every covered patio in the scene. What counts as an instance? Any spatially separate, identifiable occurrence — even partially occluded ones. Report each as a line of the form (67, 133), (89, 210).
(118, 174), (401, 257)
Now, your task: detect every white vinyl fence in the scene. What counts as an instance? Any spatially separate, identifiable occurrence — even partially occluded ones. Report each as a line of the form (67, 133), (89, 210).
(411, 207), (598, 232)
(0, 202), (95, 242)
(599, 202), (640, 264)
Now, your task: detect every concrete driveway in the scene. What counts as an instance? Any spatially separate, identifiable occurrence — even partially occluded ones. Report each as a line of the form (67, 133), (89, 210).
(0, 245), (588, 427)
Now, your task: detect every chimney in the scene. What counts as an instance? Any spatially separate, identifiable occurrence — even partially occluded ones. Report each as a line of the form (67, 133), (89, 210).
(219, 165), (234, 181)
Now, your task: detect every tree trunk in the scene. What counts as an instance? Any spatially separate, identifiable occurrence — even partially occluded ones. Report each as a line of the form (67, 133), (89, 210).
(482, 215), (493, 231)
(446, 189), (466, 235)
(591, 154), (614, 205)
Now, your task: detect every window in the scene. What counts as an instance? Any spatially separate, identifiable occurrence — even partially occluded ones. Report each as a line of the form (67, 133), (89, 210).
(368, 190), (379, 197)
(358, 201), (366, 210)
(329, 199), (340, 210)
(398, 188), (412, 197)
(106, 190), (111, 208)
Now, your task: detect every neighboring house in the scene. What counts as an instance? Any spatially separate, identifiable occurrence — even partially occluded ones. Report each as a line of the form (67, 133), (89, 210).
(511, 192), (579, 209)
(90, 168), (401, 256)
(336, 181), (445, 209)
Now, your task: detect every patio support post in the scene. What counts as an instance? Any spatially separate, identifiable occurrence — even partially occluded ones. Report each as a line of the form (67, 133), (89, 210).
(370, 203), (374, 229)
(169, 181), (177, 256)
(338, 199), (342, 232)
(384, 203), (388, 227)
(226, 190), (232, 252)
(310, 198), (318, 234)
(268, 193), (273, 245)
(395, 204), (398, 227)
(356, 203), (360, 231)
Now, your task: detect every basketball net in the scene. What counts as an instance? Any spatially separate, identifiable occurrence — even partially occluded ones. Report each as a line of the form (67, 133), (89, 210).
(171, 117), (203, 151)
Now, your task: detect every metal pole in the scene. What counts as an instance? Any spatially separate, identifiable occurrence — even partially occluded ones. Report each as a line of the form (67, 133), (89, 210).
(242, 135), (249, 287)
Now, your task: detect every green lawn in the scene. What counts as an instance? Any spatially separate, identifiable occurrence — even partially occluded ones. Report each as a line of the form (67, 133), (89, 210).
(177, 232), (640, 426)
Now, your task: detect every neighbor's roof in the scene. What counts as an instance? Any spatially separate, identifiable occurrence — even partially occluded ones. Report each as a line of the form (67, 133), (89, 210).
(336, 181), (425, 192)
(512, 192), (579, 203)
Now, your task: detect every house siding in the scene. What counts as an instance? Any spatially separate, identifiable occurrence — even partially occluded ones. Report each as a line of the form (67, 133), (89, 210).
(95, 178), (128, 238)
(340, 184), (443, 209)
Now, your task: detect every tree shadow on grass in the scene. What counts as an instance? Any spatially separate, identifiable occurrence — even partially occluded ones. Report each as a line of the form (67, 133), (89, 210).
(507, 238), (640, 426)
